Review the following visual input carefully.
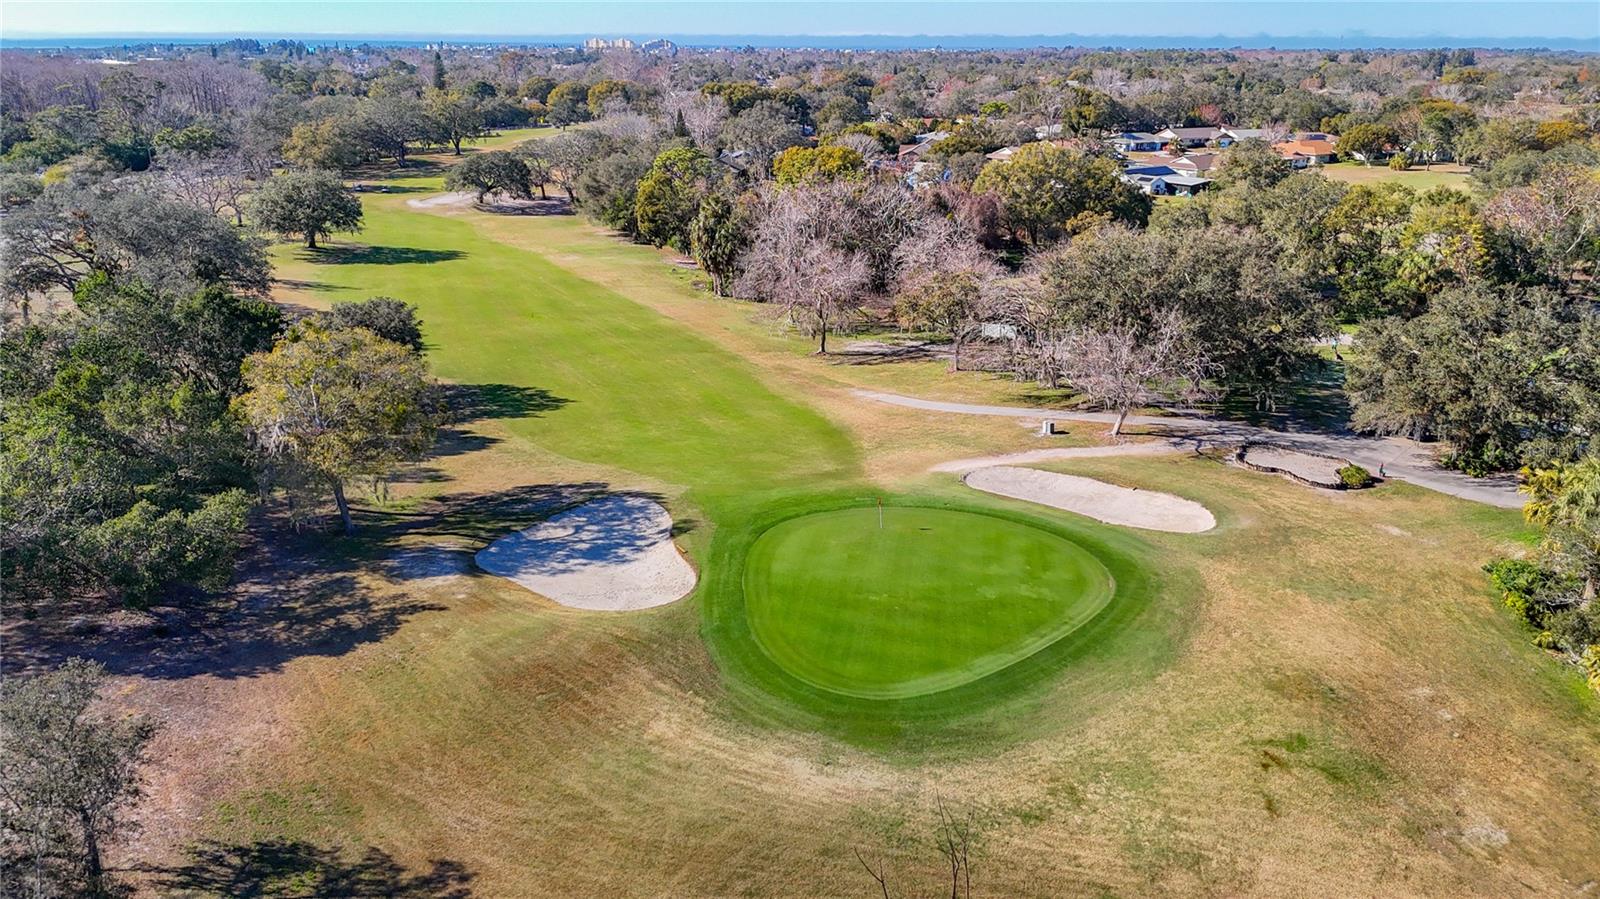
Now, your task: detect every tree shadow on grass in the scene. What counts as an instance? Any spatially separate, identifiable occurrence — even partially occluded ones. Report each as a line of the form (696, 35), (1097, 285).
(150, 839), (473, 898)
(374, 482), (611, 548)
(306, 246), (466, 266)
(349, 159), (447, 179)
(369, 479), (698, 582)
(4, 531), (447, 681)
(442, 383), (570, 423)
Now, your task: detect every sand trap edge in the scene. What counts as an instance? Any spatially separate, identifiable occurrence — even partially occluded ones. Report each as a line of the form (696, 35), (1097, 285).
(964, 466), (1216, 534)
(475, 494), (697, 611)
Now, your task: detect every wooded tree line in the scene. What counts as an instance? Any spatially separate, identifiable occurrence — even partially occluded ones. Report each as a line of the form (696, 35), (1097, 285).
(2, 40), (1597, 605)
(1, 150), (438, 614)
(523, 97), (1597, 475)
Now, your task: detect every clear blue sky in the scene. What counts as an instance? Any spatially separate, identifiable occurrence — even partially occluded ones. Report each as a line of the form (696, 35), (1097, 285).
(3, 1), (1596, 41)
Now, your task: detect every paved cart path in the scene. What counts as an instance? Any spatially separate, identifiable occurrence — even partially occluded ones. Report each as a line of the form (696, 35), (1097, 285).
(855, 390), (1523, 509)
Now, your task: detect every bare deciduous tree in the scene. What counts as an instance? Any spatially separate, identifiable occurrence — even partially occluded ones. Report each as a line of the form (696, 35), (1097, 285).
(594, 96), (657, 143)
(892, 217), (1000, 371)
(832, 131), (886, 163)
(853, 848), (892, 899)
(933, 795), (977, 899)
(662, 90), (728, 148)
(1, 658), (156, 897)
(1054, 312), (1215, 436)
(153, 152), (254, 224)
(736, 185), (872, 354)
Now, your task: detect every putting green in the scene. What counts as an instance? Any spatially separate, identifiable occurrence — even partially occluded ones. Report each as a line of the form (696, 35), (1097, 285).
(743, 506), (1116, 699)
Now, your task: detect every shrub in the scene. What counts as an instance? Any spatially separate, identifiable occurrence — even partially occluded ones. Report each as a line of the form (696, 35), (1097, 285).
(1581, 645), (1600, 692)
(1337, 464), (1373, 488)
(1388, 152), (1410, 171)
(1483, 559), (1559, 628)
(1547, 604), (1600, 654)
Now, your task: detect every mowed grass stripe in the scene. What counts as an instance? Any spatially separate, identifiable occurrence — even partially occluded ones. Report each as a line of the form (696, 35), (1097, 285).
(271, 189), (859, 501)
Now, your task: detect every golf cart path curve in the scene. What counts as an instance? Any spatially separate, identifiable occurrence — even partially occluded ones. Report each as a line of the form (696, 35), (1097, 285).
(855, 389), (1522, 509)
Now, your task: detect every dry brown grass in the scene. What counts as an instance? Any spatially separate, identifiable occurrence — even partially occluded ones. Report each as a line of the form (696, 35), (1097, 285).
(97, 190), (1599, 898)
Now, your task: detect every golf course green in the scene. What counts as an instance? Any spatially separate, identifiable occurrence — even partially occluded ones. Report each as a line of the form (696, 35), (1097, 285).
(744, 507), (1115, 699)
(273, 182), (1180, 745)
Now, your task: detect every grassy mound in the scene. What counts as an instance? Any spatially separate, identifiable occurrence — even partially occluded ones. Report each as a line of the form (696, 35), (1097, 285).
(744, 506), (1114, 699)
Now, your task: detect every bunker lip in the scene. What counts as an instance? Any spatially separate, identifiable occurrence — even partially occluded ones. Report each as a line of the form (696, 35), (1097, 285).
(475, 494), (696, 611)
(964, 466), (1216, 533)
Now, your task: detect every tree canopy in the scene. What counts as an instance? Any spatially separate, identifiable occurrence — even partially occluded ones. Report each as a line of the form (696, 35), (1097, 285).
(248, 169), (363, 248)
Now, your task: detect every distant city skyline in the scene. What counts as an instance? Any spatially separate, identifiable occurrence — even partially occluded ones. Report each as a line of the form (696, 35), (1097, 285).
(3, 1), (1597, 49)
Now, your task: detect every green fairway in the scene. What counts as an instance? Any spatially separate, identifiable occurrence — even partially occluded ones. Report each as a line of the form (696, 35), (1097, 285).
(270, 185), (1178, 746)
(272, 181), (858, 501)
(744, 507), (1115, 699)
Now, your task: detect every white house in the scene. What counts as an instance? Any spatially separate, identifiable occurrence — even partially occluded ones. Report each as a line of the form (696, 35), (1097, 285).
(1154, 125), (1223, 148)
(1108, 131), (1163, 153)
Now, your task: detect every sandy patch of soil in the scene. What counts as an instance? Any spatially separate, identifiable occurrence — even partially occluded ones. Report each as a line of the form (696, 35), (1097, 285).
(475, 495), (696, 611)
(964, 466), (1216, 533)
(405, 191), (476, 209)
(1241, 446), (1345, 485)
(406, 191), (572, 215)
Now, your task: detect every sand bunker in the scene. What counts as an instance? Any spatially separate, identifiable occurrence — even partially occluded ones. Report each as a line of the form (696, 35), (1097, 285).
(475, 495), (696, 611)
(406, 191), (476, 209)
(1240, 446), (1346, 487)
(965, 466), (1216, 533)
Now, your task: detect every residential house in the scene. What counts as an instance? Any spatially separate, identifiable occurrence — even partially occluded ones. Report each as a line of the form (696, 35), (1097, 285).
(1122, 172), (1171, 194)
(716, 149), (753, 174)
(1217, 127), (1271, 146)
(1169, 153), (1218, 175)
(896, 130), (951, 164)
(1122, 168), (1213, 197)
(1108, 131), (1163, 153)
(1154, 125), (1223, 148)
(985, 146), (1021, 162)
(1163, 174), (1213, 197)
(1137, 151), (1216, 174)
(1124, 163), (1177, 177)
(1272, 134), (1339, 168)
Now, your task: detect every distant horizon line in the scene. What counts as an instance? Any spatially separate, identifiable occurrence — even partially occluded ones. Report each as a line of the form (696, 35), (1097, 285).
(4, 31), (1597, 52)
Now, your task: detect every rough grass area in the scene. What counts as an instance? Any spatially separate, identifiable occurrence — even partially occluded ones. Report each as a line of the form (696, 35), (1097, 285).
(112, 171), (1600, 898)
(1320, 160), (1473, 190)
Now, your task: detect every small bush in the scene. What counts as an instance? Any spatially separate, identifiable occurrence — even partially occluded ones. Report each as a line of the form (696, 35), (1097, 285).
(1547, 604), (1600, 654)
(1337, 464), (1372, 488)
(1483, 559), (1560, 629)
(1388, 152), (1410, 171)
(1581, 645), (1600, 692)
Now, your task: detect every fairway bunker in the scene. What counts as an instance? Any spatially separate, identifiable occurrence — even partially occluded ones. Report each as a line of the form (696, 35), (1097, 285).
(964, 466), (1216, 533)
(742, 506), (1115, 700)
(475, 494), (696, 611)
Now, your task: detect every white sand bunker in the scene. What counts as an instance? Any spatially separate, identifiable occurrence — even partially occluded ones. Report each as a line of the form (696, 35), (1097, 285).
(406, 191), (475, 209)
(475, 495), (696, 611)
(965, 466), (1216, 533)
(1240, 446), (1345, 486)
